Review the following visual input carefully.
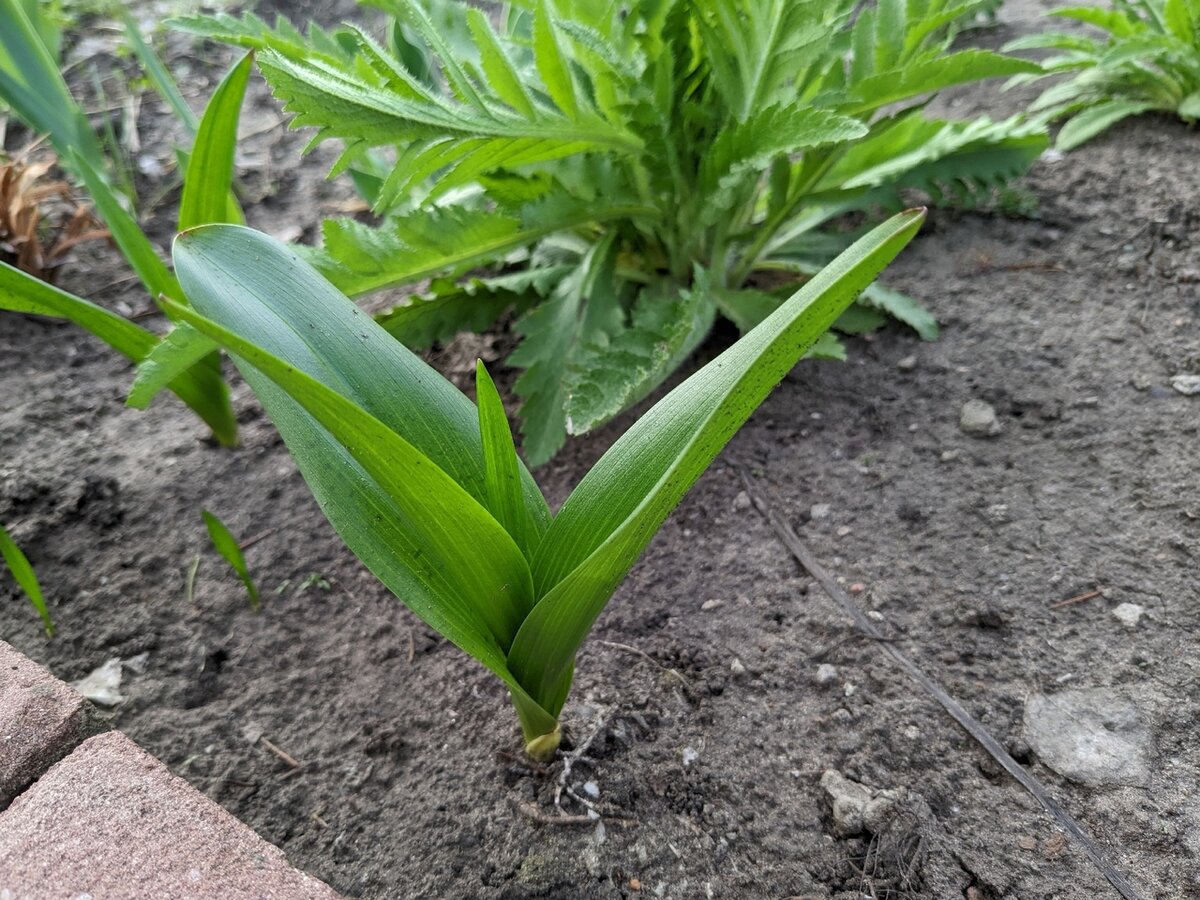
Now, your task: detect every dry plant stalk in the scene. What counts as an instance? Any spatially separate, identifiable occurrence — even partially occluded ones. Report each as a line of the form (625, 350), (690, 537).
(0, 149), (108, 281)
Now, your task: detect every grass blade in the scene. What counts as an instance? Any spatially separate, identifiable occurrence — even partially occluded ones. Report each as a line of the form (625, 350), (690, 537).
(121, 10), (199, 134)
(201, 510), (259, 610)
(0, 523), (53, 637)
(178, 52), (252, 230)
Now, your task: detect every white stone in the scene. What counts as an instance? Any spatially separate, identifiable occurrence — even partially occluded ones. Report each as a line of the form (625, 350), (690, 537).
(960, 399), (1002, 437)
(1111, 603), (1144, 628)
(1170, 374), (1200, 396)
(1023, 689), (1153, 786)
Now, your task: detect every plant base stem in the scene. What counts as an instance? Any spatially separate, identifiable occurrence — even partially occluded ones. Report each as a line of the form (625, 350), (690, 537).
(524, 724), (562, 762)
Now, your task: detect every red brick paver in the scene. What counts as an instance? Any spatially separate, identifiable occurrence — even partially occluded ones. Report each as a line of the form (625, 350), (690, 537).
(0, 641), (97, 806)
(0, 731), (339, 899)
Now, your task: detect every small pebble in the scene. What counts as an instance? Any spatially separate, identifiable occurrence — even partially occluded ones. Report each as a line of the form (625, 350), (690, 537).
(959, 399), (1002, 438)
(629, 878), (641, 892)
(582, 781), (600, 798)
(730, 658), (746, 676)
(1170, 374), (1200, 396)
(849, 582), (866, 594)
(681, 747), (699, 767)
(897, 354), (917, 371)
(810, 503), (831, 520)
(815, 663), (839, 685)
(1018, 835), (1037, 851)
(732, 490), (752, 512)
(1111, 602), (1144, 628)
(836, 525), (852, 537)
(700, 598), (723, 611)
(941, 449), (961, 462)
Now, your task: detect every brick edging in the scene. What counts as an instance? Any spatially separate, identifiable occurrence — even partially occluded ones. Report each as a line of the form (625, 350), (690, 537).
(0, 641), (340, 898)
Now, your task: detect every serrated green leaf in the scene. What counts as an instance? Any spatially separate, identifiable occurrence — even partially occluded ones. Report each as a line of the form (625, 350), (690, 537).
(844, 51), (1041, 113)
(201, 509), (260, 610)
(857, 280), (938, 340)
(1056, 99), (1158, 149)
(534, 1), (580, 119)
(467, 7), (535, 117)
(563, 282), (717, 437)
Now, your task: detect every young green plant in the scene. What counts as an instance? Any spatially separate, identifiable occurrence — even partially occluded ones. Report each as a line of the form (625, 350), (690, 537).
(0, 0), (249, 443)
(202, 510), (260, 610)
(1006, 0), (1200, 149)
(160, 208), (924, 760)
(176, 0), (1044, 463)
(0, 522), (53, 637)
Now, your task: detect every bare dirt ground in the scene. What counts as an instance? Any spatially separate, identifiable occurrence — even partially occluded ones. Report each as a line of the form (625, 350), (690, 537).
(1, 2), (1197, 898)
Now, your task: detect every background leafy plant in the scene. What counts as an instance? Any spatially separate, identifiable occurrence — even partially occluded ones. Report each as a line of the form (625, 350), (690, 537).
(0, 0), (250, 444)
(164, 209), (924, 758)
(178, 0), (1046, 464)
(1006, 0), (1200, 149)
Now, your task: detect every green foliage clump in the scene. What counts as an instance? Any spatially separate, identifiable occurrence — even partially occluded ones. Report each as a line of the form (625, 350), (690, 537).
(1007, 0), (1200, 149)
(177, 0), (1047, 464)
(161, 209), (924, 758)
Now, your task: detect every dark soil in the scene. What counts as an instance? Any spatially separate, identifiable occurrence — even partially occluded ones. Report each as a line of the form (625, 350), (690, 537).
(2, 2), (1198, 898)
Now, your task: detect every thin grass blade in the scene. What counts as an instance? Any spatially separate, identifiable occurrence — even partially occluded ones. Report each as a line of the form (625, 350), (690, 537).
(0, 523), (53, 637)
(201, 509), (260, 609)
(178, 52), (252, 230)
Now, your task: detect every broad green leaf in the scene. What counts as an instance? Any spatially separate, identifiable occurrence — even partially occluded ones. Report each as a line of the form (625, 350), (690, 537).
(508, 209), (926, 709)
(0, 0), (105, 172)
(178, 52), (252, 231)
(0, 523), (53, 637)
(201, 510), (260, 609)
(171, 225), (558, 739)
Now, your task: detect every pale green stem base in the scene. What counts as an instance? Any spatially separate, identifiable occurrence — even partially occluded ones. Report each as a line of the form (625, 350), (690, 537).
(524, 725), (562, 763)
